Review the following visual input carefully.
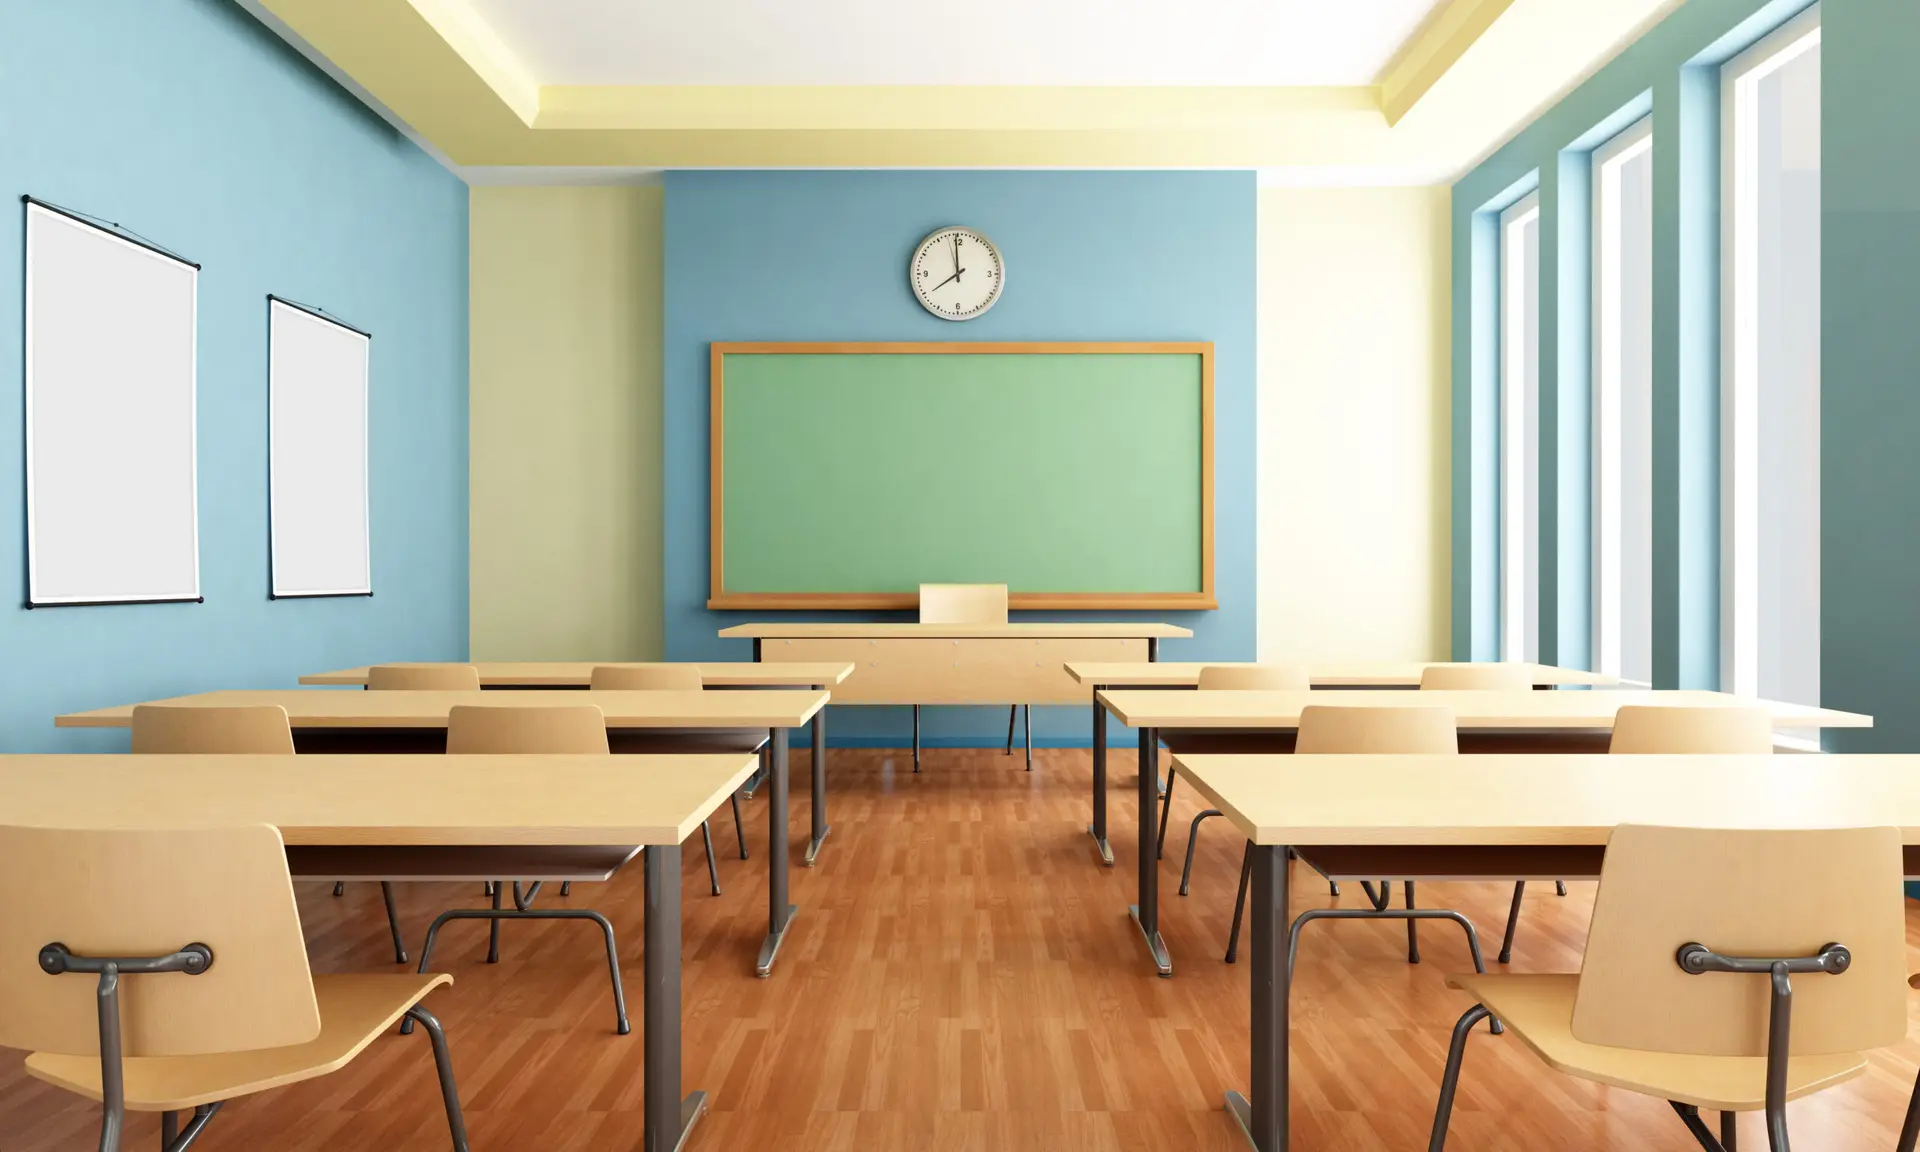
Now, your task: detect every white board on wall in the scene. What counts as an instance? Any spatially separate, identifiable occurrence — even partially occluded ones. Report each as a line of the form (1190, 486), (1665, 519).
(269, 297), (372, 598)
(25, 199), (201, 606)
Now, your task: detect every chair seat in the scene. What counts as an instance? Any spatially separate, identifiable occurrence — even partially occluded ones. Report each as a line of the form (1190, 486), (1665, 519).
(1297, 845), (1605, 882)
(287, 844), (641, 882)
(25, 973), (451, 1112)
(1447, 973), (1868, 1110)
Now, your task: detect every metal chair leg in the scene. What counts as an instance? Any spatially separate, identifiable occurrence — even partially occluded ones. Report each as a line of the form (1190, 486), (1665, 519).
(732, 792), (749, 859)
(1005, 705), (1016, 754)
(403, 1005), (472, 1152)
(1156, 767), (1177, 860)
(409, 904), (630, 1036)
(1555, 880), (1568, 896)
(1427, 1005), (1493, 1151)
(1897, 1064), (1920, 1152)
(1499, 881), (1525, 964)
(1226, 840), (1252, 963)
(1721, 1109), (1738, 1151)
(1360, 880), (1393, 912)
(1179, 810), (1223, 896)
(912, 704), (920, 772)
(702, 820), (721, 896)
(1329, 880), (1340, 897)
(333, 882), (345, 898)
(1405, 880), (1421, 964)
(1024, 704), (1032, 771)
(486, 881), (503, 963)
(381, 881), (409, 964)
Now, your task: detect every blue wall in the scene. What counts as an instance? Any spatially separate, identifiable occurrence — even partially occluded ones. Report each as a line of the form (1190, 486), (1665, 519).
(662, 170), (1256, 746)
(0, 0), (470, 750)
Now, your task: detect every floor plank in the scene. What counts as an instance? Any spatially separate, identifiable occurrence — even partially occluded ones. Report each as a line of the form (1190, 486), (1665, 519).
(4, 746), (1919, 1150)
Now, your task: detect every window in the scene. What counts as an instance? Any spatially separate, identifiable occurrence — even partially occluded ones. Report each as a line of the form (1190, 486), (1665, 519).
(1500, 191), (1542, 663)
(1722, 4), (1820, 708)
(1592, 118), (1655, 685)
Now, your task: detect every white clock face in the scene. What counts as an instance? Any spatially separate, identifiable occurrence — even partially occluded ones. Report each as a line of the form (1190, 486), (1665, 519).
(910, 227), (1004, 321)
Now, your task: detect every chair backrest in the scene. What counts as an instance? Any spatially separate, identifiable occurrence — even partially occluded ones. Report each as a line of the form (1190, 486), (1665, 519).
(1196, 665), (1311, 691)
(1573, 824), (1906, 1057)
(1608, 705), (1775, 754)
(589, 664), (703, 692)
(366, 664), (481, 691)
(446, 704), (610, 754)
(1419, 662), (1536, 691)
(1294, 705), (1457, 754)
(0, 824), (320, 1059)
(131, 705), (295, 754)
(918, 583), (1009, 625)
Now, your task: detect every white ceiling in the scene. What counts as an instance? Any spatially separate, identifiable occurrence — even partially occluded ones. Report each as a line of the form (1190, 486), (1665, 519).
(462, 0), (1447, 87)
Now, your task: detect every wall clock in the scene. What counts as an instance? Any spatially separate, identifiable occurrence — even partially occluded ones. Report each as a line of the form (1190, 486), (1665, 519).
(910, 226), (1004, 321)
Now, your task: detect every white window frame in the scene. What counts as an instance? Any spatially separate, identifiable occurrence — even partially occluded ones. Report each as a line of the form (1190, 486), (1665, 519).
(1500, 190), (1541, 663)
(1591, 116), (1654, 683)
(1720, 2), (1821, 697)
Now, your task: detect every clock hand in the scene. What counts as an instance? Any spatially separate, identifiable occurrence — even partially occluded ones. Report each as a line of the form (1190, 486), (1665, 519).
(928, 269), (960, 292)
(952, 234), (963, 282)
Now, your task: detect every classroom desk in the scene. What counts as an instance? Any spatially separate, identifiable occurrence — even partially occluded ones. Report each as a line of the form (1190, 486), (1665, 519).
(296, 662), (855, 860)
(1166, 751), (1920, 1152)
(0, 751), (757, 1152)
(1064, 662), (1619, 865)
(719, 621), (1192, 769)
(1096, 689), (1872, 975)
(58, 690), (827, 975)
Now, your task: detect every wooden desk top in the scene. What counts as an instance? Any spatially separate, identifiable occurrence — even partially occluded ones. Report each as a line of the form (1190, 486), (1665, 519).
(299, 662), (855, 688)
(0, 753), (758, 846)
(1170, 753), (1920, 847)
(1065, 661), (1617, 688)
(719, 622), (1193, 640)
(1096, 689), (1871, 730)
(57, 690), (830, 731)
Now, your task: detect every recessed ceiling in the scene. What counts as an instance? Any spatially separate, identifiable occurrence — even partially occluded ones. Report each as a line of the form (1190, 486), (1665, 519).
(463, 0), (1447, 87)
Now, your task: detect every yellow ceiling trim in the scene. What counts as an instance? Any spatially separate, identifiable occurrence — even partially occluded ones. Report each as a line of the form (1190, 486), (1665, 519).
(1379, 0), (1519, 126)
(405, 0), (539, 126)
(534, 85), (1380, 133)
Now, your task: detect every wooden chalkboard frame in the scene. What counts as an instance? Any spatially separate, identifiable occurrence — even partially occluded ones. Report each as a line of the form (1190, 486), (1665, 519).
(707, 341), (1215, 611)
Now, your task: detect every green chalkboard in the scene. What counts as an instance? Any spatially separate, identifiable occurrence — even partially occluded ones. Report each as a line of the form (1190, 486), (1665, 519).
(709, 343), (1213, 610)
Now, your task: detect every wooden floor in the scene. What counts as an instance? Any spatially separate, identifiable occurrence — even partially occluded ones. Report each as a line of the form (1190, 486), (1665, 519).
(6, 746), (1920, 1150)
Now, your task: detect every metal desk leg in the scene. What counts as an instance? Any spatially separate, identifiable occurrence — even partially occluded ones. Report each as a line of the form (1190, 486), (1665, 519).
(805, 693), (830, 866)
(1088, 692), (1113, 865)
(645, 845), (707, 1152)
(756, 726), (797, 977)
(1129, 726), (1171, 975)
(1226, 843), (1289, 1151)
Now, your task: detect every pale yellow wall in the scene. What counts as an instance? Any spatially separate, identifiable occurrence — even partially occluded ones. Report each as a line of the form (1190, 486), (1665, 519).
(1256, 186), (1451, 662)
(468, 184), (664, 659)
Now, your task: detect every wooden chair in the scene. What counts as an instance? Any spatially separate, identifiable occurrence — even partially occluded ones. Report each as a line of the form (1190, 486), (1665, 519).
(917, 583), (1029, 771)
(131, 704), (295, 754)
(129, 705), (417, 968)
(366, 664), (482, 691)
(1610, 704), (1776, 753)
(1419, 662), (1537, 691)
(588, 664), (748, 879)
(295, 705), (637, 1036)
(1429, 825), (1908, 1152)
(1166, 666), (1312, 885)
(0, 823), (467, 1152)
(1221, 706), (1503, 1022)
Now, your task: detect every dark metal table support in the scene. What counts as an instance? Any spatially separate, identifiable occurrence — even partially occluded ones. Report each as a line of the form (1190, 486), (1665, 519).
(1226, 842), (1289, 1151)
(645, 844), (706, 1152)
(1090, 637), (1160, 867)
(1088, 692), (1113, 865)
(1129, 725), (1172, 975)
(755, 726), (798, 977)
(805, 688), (830, 866)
